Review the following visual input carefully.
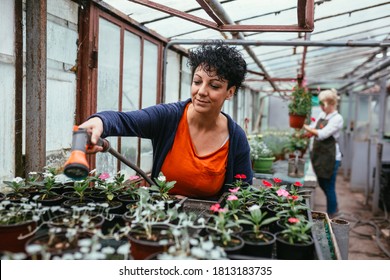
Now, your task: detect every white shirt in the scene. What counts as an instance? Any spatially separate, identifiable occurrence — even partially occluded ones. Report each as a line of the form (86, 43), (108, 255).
(311, 111), (344, 161)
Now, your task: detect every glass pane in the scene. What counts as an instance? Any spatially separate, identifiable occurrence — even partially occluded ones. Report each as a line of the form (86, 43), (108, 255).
(120, 31), (141, 176)
(354, 95), (370, 140)
(180, 56), (191, 100)
(385, 96), (390, 139)
(165, 49), (180, 103)
(140, 40), (158, 173)
(370, 95), (379, 136)
(96, 17), (121, 175)
(142, 40), (158, 108)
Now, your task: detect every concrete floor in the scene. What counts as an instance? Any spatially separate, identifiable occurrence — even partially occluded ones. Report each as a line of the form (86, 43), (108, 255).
(313, 173), (390, 260)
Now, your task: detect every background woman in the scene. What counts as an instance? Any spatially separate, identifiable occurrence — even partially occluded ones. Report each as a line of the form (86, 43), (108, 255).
(303, 89), (344, 217)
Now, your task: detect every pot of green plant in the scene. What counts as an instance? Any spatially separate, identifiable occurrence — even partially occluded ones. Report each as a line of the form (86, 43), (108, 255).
(237, 204), (279, 258)
(0, 200), (40, 253)
(3, 177), (31, 202)
(288, 85), (312, 129)
(128, 224), (175, 260)
(275, 218), (314, 260)
(62, 197), (95, 208)
(240, 230), (275, 258)
(25, 229), (94, 259)
(249, 136), (275, 173)
(48, 213), (105, 231)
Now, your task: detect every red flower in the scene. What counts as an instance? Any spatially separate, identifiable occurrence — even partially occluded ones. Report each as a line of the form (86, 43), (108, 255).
(294, 181), (303, 187)
(273, 177), (282, 183)
(288, 217), (300, 224)
(210, 203), (221, 212)
(262, 180), (273, 188)
(288, 195), (299, 201)
(310, 117), (316, 122)
(234, 174), (247, 179)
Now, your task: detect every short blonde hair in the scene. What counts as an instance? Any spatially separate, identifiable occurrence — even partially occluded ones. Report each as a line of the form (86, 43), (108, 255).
(319, 88), (338, 107)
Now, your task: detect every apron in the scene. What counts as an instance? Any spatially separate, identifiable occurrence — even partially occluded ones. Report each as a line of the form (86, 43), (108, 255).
(310, 118), (336, 179)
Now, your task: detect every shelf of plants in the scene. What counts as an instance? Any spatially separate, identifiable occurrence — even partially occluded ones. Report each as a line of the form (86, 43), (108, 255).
(0, 169), (340, 260)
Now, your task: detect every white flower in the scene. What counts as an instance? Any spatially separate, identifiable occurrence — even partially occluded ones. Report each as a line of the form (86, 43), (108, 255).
(116, 243), (130, 255)
(26, 244), (43, 255)
(191, 247), (206, 259)
(13, 177), (24, 183)
(248, 204), (260, 211)
(101, 246), (116, 254)
(158, 175), (166, 182)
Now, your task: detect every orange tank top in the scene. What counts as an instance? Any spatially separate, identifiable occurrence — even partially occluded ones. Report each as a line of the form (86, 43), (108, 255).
(161, 104), (229, 198)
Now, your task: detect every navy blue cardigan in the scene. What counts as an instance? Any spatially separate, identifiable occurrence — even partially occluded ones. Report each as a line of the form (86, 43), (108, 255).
(91, 99), (253, 194)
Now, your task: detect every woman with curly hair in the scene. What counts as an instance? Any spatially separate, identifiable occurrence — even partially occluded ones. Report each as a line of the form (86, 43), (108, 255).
(78, 41), (253, 199)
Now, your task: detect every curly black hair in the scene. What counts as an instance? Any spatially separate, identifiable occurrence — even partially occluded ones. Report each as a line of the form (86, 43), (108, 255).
(187, 40), (247, 94)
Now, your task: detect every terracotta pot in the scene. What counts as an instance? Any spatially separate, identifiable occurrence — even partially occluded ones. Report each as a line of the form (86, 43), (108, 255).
(128, 225), (174, 260)
(0, 220), (37, 253)
(289, 114), (306, 129)
(25, 231), (93, 259)
(48, 214), (104, 230)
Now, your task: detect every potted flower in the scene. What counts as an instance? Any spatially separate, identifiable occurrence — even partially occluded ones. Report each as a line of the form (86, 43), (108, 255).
(0, 199), (44, 253)
(150, 172), (176, 202)
(248, 136), (275, 173)
(126, 187), (176, 259)
(2, 177), (30, 201)
(207, 203), (244, 255)
(237, 204), (279, 258)
(287, 129), (310, 158)
(275, 217), (314, 259)
(288, 84), (312, 128)
(261, 130), (291, 161)
(33, 170), (64, 206)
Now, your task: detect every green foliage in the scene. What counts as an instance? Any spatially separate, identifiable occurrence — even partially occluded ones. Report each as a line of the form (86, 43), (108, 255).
(261, 130), (291, 156)
(237, 205), (279, 239)
(150, 172), (176, 201)
(288, 130), (309, 152)
(248, 135), (274, 160)
(288, 86), (312, 116)
(279, 219), (313, 245)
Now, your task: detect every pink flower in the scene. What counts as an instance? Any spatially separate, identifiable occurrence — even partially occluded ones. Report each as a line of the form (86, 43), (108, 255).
(294, 181), (303, 187)
(288, 217), (300, 224)
(227, 195), (238, 201)
(276, 188), (290, 197)
(273, 177), (282, 183)
(129, 175), (140, 180)
(229, 187), (240, 193)
(210, 203), (221, 212)
(262, 180), (273, 188)
(218, 208), (228, 213)
(98, 172), (110, 180)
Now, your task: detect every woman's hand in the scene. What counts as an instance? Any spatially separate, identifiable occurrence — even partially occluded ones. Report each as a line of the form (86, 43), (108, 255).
(303, 124), (317, 137)
(78, 117), (104, 153)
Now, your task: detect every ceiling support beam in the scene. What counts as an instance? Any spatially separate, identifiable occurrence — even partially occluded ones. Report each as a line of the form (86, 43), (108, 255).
(128, 0), (314, 32)
(338, 56), (390, 92)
